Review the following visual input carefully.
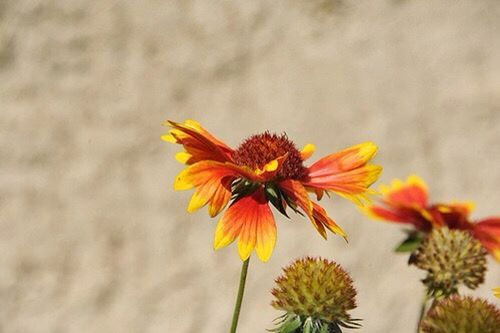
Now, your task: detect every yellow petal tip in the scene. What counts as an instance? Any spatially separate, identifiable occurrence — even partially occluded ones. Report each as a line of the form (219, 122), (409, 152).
(173, 169), (193, 191)
(175, 151), (192, 164)
(161, 134), (176, 143)
(300, 143), (316, 160)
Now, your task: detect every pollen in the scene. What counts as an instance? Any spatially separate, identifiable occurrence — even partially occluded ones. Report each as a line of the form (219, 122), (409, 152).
(233, 132), (308, 180)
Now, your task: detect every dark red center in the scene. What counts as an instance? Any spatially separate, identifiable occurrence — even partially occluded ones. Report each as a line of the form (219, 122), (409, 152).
(233, 132), (308, 180)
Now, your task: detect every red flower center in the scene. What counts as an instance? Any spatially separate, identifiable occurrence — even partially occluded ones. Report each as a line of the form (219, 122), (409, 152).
(233, 132), (308, 180)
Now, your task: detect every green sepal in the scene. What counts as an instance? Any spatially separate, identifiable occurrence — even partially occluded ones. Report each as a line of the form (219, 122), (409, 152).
(265, 182), (289, 218)
(329, 322), (343, 333)
(338, 318), (361, 329)
(269, 314), (301, 333)
(319, 324), (329, 333)
(303, 318), (313, 333)
(395, 231), (424, 253)
(280, 315), (301, 333)
(231, 179), (258, 201)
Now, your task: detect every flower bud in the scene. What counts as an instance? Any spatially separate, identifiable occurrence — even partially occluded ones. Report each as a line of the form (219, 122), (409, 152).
(410, 227), (487, 297)
(420, 296), (500, 333)
(271, 257), (359, 332)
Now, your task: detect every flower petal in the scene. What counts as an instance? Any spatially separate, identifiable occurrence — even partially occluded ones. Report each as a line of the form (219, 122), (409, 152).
(493, 287), (500, 298)
(300, 143), (316, 160)
(209, 177), (234, 217)
(472, 218), (500, 261)
(174, 161), (253, 216)
(279, 180), (313, 216)
(213, 188), (276, 262)
(379, 175), (428, 209)
(237, 212), (257, 261)
(363, 205), (435, 231)
(175, 151), (193, 164)
(303, 142), (382, 205)
(431, 203), (471, 229)
(161, 134), (176, 143)
(307, 142), (378, 177)
(254, 208), (277, 262)
(255, 154), (288, 181)
(279, 180), (346, 240)
(312, 203), (347, 239)
(163, 119), (234, 164)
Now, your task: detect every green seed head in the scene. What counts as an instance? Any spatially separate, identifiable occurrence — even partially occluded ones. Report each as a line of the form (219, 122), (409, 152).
(271, 257), (359, 332)
(420, 296), (500, 333)
(410, 227), (487, 297)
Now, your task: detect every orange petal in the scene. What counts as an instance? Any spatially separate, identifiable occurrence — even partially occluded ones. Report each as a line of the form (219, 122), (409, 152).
(213, 188), (276, 262)
(312, 203), (347, 239)
(304, 142), (381, 205)
(174, 161), (253, 216)
(208, 177), (234, 217)
(472, 218), (500, 261)
(379, 175), (428, 209)
(279, 180), (345, 240)
(363, 205), (414, 223)
(163, 119), (234, 164)
(280, 180), (320, 235)
(254, 206), (277, 262)
(279, 180), (313, 216)
(307, 142), (378, 177)
(363, 205), (435, 231)
(237, 212), (257, 261)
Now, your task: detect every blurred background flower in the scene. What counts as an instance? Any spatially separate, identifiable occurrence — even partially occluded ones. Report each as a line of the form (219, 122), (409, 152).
(420, 296), (500, 333)
(409, 228), (487, 297)
(364, 175), (500, 259)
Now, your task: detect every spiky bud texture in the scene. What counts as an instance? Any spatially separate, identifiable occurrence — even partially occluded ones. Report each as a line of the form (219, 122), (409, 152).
(420, 296), (500, 333)
(410, 228), (487, 297)
(271, 257), (359, 332)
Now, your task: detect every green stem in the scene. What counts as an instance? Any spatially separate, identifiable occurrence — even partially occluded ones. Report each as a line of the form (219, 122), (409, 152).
(229, 258), (250, 333)
(416, 296), (427, 333)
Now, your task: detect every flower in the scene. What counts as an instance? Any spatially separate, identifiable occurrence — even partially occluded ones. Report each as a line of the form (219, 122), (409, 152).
(494, 287), (500, 299)
(420, 296), (500, 333)
(409, 228), (487, 297)
(163, 120), (381, 261)
(364, 175), (500, 260)
(270, 257), (359, 332)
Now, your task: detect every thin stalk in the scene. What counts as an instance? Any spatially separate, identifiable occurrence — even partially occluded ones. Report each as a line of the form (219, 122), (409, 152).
(416, 295), (428, 333)
(229, 258), (250, 333)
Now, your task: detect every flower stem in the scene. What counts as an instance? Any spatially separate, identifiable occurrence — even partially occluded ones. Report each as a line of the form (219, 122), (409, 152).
(416, 295), (427, 333)
(229, 258), (250, 333)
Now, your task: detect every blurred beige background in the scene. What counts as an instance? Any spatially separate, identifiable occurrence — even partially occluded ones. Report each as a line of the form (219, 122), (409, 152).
(1, 0), (500, 332)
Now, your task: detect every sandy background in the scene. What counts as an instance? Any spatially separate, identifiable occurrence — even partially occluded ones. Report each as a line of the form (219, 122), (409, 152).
(1, 0), (500, 332)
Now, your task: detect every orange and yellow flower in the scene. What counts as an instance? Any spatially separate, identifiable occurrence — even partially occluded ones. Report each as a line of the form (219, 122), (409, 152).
(364, 175), (500, 260)
(494, 287), (500, 299)
(163, 120), (382, 262)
